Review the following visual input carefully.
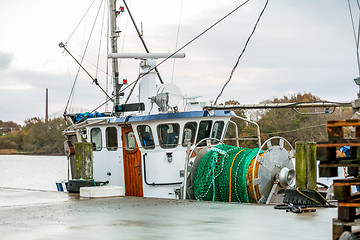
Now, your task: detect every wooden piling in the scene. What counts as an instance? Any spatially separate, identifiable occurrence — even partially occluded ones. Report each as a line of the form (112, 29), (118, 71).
(295, 141), (306, 189)
(306, 142), (317, 190)
(295, 141), (317, 190)
(74, 142), (93, 179)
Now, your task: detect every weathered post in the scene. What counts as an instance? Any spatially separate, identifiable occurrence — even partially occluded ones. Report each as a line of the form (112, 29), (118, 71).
(306, 141), (317, 190)
(295, 141), (306, 189)
(74, 142), (93, 179)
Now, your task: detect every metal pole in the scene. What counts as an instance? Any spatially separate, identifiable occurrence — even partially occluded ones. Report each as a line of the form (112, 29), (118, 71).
(229, 120), (239, 147)
(59, 42), (113, 100)
(204, 101), (353, 110)
(109, 0), (121, 111)
(182, 140), (191, 200)
(45, 88), (48, 122)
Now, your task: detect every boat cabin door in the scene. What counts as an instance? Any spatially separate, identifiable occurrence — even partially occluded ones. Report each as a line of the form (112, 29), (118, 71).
(121, 126), (143, 197)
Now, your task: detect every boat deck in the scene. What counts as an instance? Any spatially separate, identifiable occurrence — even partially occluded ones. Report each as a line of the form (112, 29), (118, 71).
(0, 188), (337, 239)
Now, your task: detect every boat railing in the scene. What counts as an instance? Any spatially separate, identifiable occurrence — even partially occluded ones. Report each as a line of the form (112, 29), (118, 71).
(223, 115), (261, 149)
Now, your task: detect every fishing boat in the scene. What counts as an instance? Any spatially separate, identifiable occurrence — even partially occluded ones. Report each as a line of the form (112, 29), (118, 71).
(59, 0), (357, 205)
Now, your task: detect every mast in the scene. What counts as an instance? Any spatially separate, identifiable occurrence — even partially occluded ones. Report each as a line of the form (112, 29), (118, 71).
(109, 0), (121, 112)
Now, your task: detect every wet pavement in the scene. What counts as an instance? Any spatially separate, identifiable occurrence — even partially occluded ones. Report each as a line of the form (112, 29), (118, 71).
(0, 188), (336, 240)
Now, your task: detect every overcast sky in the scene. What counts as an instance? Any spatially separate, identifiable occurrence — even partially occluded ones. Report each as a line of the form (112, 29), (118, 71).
(0, 0), (358, 124)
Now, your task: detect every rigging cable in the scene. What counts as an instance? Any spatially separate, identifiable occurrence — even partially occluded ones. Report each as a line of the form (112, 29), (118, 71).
(63, 47), (112, 80)
(347, 0), (360, 75)
(74, 0), (254, 119)
(146, 0), (252, 78)
(123, 0), (164, 84)
(171, 0), (184, 83)
(106, 2), (110, 112)
(119, 0), (131, 71)
(95, 1), (107, 79)
(214, 0), (270, 105)
(64, 0), (107, 115)
(120, 0), (133, 104)
(65, 0), (97, 44)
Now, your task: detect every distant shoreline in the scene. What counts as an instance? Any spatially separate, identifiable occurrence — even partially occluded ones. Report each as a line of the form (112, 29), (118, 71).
(0, 149), (64, 156)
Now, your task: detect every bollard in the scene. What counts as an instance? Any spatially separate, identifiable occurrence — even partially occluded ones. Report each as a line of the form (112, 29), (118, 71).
(74, 142), (93, 179)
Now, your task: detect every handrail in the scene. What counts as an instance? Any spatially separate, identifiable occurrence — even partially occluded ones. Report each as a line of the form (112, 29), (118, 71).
(228, 120), (239, 147)
(231, 115), (261, 149)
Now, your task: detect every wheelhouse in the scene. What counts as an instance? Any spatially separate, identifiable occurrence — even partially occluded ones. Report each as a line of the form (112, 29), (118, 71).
(65, 110), (234, 198)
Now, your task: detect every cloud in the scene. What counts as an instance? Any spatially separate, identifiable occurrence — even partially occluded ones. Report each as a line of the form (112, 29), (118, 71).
(0, 0), (358, 124)
(0, 52), (12, 69)
(0, 67), (89, 124)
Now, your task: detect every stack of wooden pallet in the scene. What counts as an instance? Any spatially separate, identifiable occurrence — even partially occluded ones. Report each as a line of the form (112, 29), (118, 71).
(317, 119), (360, 239)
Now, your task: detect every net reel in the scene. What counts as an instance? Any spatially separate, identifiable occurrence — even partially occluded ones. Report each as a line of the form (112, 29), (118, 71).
(183, 136), (295, 204)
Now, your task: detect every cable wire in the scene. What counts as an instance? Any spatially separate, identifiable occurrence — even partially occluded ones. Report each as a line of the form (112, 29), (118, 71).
(66, 0), (97, 44)
(347, 0), (360, 75)
(68, 0), (253, 118)
(214, 0), (269, 105)
(171, 0), (184, 83)
(96, 1), (107, 79)
(150, 0), (252, 75)
(64, 0), (105, 115)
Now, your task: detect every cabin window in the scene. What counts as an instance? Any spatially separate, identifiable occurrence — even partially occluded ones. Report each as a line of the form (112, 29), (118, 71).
(157, 123), (180, 149)
(137, 125), (155, 149)
(106, 127), (118, 151)
(182, 122), (197, 146)
(90, 128), (102, 151)
(125, 132), (136, 151)
(211, 121), (225, 142)
(196, 120), (212, 146)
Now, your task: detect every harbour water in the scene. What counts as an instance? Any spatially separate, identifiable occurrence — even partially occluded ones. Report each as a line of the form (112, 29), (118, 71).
(0, 155), (68, 191)
(0, 154), (338, 239)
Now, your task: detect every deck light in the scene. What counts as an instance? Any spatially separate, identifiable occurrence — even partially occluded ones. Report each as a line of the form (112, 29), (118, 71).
(355, 77), (360, 98)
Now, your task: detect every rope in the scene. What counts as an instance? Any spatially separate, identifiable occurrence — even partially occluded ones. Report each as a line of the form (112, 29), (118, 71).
(229, 149), (245, 202)
(214, 0), (269, 105)
(313, 188), (333, 206)
(296, 187), (322, 205)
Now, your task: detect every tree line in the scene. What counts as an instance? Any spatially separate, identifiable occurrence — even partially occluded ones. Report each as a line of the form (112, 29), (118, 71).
(224, 93), (353, 148)
(0, 117), (69, 155)
(0, 93), (354, 155)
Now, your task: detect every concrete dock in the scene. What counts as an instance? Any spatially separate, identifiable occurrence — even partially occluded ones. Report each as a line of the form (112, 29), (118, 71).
(0, 188), (336, 240)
